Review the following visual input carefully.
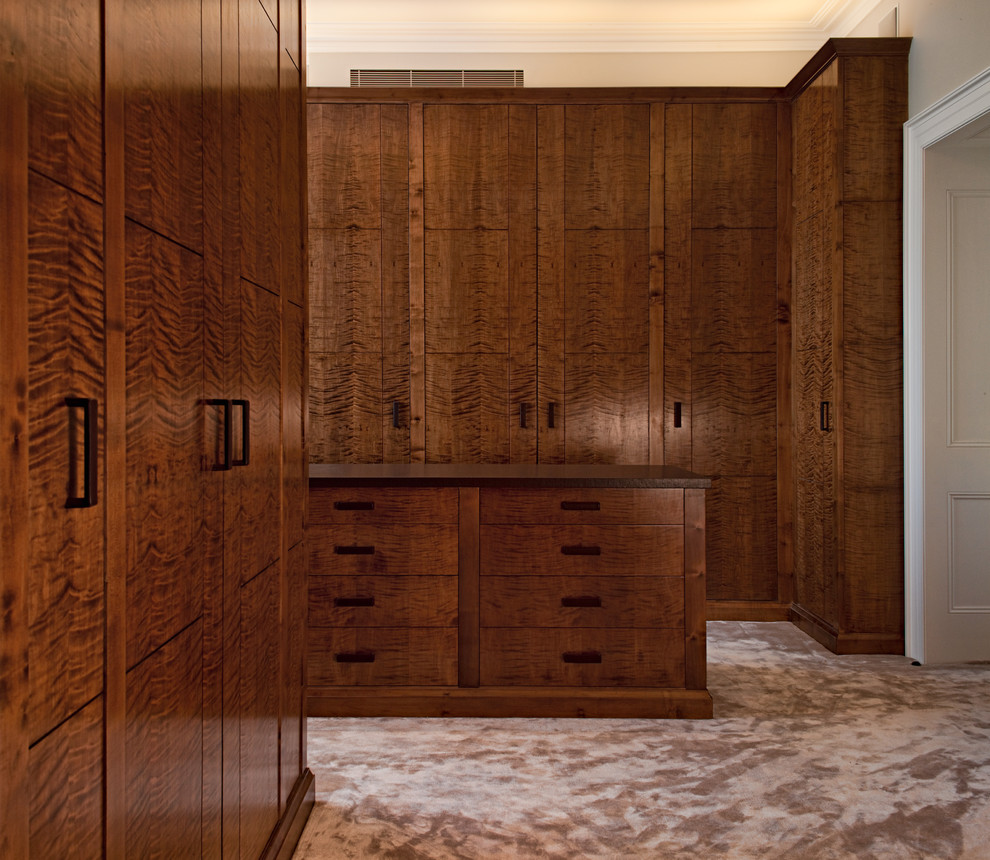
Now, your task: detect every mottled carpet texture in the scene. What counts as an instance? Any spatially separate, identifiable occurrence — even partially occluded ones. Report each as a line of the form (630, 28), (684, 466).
(294, 622), (990, 859)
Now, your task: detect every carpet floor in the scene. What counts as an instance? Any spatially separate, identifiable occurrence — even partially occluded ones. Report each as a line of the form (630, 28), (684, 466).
(293, 621), (990, 859)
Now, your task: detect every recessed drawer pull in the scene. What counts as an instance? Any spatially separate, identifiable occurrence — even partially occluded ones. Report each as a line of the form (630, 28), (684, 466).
(334, 501), (375, 511)
(561, 595), (602, 608)
(335, 650), (376, 663)
(334, 545), (375, 555)
(333, 596), (375, 607)
(562, 651), (602, 664)
(560, 501), (600, 511)
(561, 545), (601, 556)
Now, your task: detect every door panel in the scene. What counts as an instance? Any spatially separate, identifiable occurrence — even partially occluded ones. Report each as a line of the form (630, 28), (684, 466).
(309, 353), (383, 463)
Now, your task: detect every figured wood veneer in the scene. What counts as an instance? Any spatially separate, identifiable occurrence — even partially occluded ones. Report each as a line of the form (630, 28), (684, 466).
(309, 524), (458, 576)
(309, 575), (458, 627)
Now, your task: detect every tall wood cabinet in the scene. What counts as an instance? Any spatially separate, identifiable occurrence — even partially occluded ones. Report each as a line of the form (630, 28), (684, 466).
(1, 0), (312, 857)
(788, 41), (908, 654)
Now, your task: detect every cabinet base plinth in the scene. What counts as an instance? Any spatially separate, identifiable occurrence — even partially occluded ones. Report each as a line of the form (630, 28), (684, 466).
(308, 686), (713, 719)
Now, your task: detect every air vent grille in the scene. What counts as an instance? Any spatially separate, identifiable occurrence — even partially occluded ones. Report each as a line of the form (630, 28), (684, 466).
(350, 69), (524, 87)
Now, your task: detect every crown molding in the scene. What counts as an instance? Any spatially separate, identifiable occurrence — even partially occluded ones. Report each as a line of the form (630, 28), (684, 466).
(307, 21), (830, 55)
(813, 0), (886, 35)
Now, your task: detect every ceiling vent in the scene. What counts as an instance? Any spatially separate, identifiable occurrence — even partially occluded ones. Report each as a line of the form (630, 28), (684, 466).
(350, 69), (524, 87)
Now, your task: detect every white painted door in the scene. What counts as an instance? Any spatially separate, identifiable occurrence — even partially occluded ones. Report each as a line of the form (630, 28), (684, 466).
(923, 122), (990, 663)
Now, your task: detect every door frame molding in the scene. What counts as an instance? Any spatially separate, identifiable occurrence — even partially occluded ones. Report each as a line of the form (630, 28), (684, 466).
(904, 65), (990, 661)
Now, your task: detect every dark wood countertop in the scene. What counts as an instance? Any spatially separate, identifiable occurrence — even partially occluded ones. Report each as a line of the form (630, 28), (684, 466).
(309, 463), (711, 489)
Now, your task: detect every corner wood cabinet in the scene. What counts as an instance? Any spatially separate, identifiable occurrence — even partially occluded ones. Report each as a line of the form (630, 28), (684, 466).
(308, 465), (712, 719)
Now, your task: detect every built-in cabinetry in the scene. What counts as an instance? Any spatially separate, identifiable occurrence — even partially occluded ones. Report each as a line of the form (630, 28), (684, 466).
(1, 0), (312, 856)
(308, 465), (712, 719)
(788, 42), (908, 654)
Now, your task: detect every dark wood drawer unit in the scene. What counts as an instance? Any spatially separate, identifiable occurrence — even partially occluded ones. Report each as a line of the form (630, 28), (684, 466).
(308, 464), (711, 718)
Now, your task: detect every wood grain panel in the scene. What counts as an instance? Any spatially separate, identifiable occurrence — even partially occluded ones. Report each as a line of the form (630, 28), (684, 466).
(309, 575), (458, 627)
(480, 487), (684, 524)
(309, 487), (458, 524)
(383, 355), (412, 463)
(125, 622), (203, 860)
(564, 353), (649, 464)
(281, 53), (304, 309)
(792, 75), (824, 226)
(537, 105), (566, 462)
(683, 488), (707, 689)
(691, 102), (777, 229)
(308, 353), (382, 463)
(480, 628), (684, 687)
(649, 103), (665, 464)
(794, 477), (829, 623)
(424, 104), (508, 229)
(690, 351), (777, 476)
(280, 0), (302, 71)
(842, 56), (908, 203)
(122, 0), (204, 253)
(307, 103), (381, 229)
(239, 0), (280, 292)
(793, 212), (825, 354)
(309, 524), (458, 576)
(565, 229), (649, 354)
(281, 544), (306, 811)
(458, 486), (481, 687)
(481, 575), (684, 628)
(481, 525), (684, 577)
(663, 104), (693, 468)
(27, 175), (104, 741)
(425, 230), (509, 353)
(704, 477), (777, 602)
(564, 104), (650, 229)
(284, 301), (305, 548)
(409, 103), (426, 462)
(308, 627), (458, 686)
(382, 104), (411, 355)
(425, 355), (510, 464)
(26, 0), (102, 200)
(308, 228), (381, 353)
(29, 696), (103, 860)
(240, 565), (280, 860)
(690, 228), (777, 354)
(124, 222), (206, 668)
(237, 281), (282, 583)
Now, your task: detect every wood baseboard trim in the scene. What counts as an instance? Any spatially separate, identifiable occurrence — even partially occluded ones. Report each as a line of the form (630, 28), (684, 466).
(707, 601), (791, 621)
(261, 768), (316, 860)
(308, 686), (713, 719)
(789, 605), (904, 655)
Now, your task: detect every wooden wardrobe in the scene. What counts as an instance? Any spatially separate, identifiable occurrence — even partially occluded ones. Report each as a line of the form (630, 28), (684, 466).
(306, 38), (910, 647)
(1, 1), (312, 857)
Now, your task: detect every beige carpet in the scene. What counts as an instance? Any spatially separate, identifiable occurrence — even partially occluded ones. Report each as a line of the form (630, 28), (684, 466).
(293, 622), (990, 859)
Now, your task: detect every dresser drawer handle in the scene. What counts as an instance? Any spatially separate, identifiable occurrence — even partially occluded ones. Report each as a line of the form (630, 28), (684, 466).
(335, 650), (376, 663)
(562, 651), (602, 664)
(561, 545), (601, 556)
(561, 595), (602, 608)
(334, 501), (375, 511)
(334, 596), (375, 607)
(560, 501), (600, 511)
(334, 545), (375, 555)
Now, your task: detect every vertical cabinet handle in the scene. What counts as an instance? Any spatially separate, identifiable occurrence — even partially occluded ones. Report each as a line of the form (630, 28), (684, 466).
(208, 399), (231, 471)
(519, 402), (528, 429)
(547, 401), (556, 429)
(65, 397), (98, 508)
(820, 401), (830, 432)
(392, 401), (401, 429)
(674, 401), (682, 428)
(232, 399), (249, 466)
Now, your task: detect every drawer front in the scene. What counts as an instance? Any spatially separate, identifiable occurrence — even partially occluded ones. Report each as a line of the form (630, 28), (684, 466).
(481, 576), (684, 629)
(308, 627), (458, 686)
(481, 525), (683, 576)
(310, 524), (458, 575)
(480, 629), (685, 687)
(480, 488), (683, 525)
(309, 575), (458, 628)
(310, 487), (458, 525)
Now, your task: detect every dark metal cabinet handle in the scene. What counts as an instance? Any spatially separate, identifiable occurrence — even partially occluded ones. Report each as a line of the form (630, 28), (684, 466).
(335, 650), (376, 663)
(232, 399), (249, 466)
(561, 595), (602, 608)
(548, 401), (556, 429)
(560, 501), (600, 511)
(334, 500), (375, 511)
(562, 651), (602, 664)
(334, 596), (375, 607)
(207, 399), (231, 472)
(561, 545), (601, 556)
(519, 402), (528, 429)
(820, 401), (831, 432)
(65, 397), (98, 508)
(674, 401), (682, 428)
(334, 545), (375, 555)
(392, 401), (401, 429)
